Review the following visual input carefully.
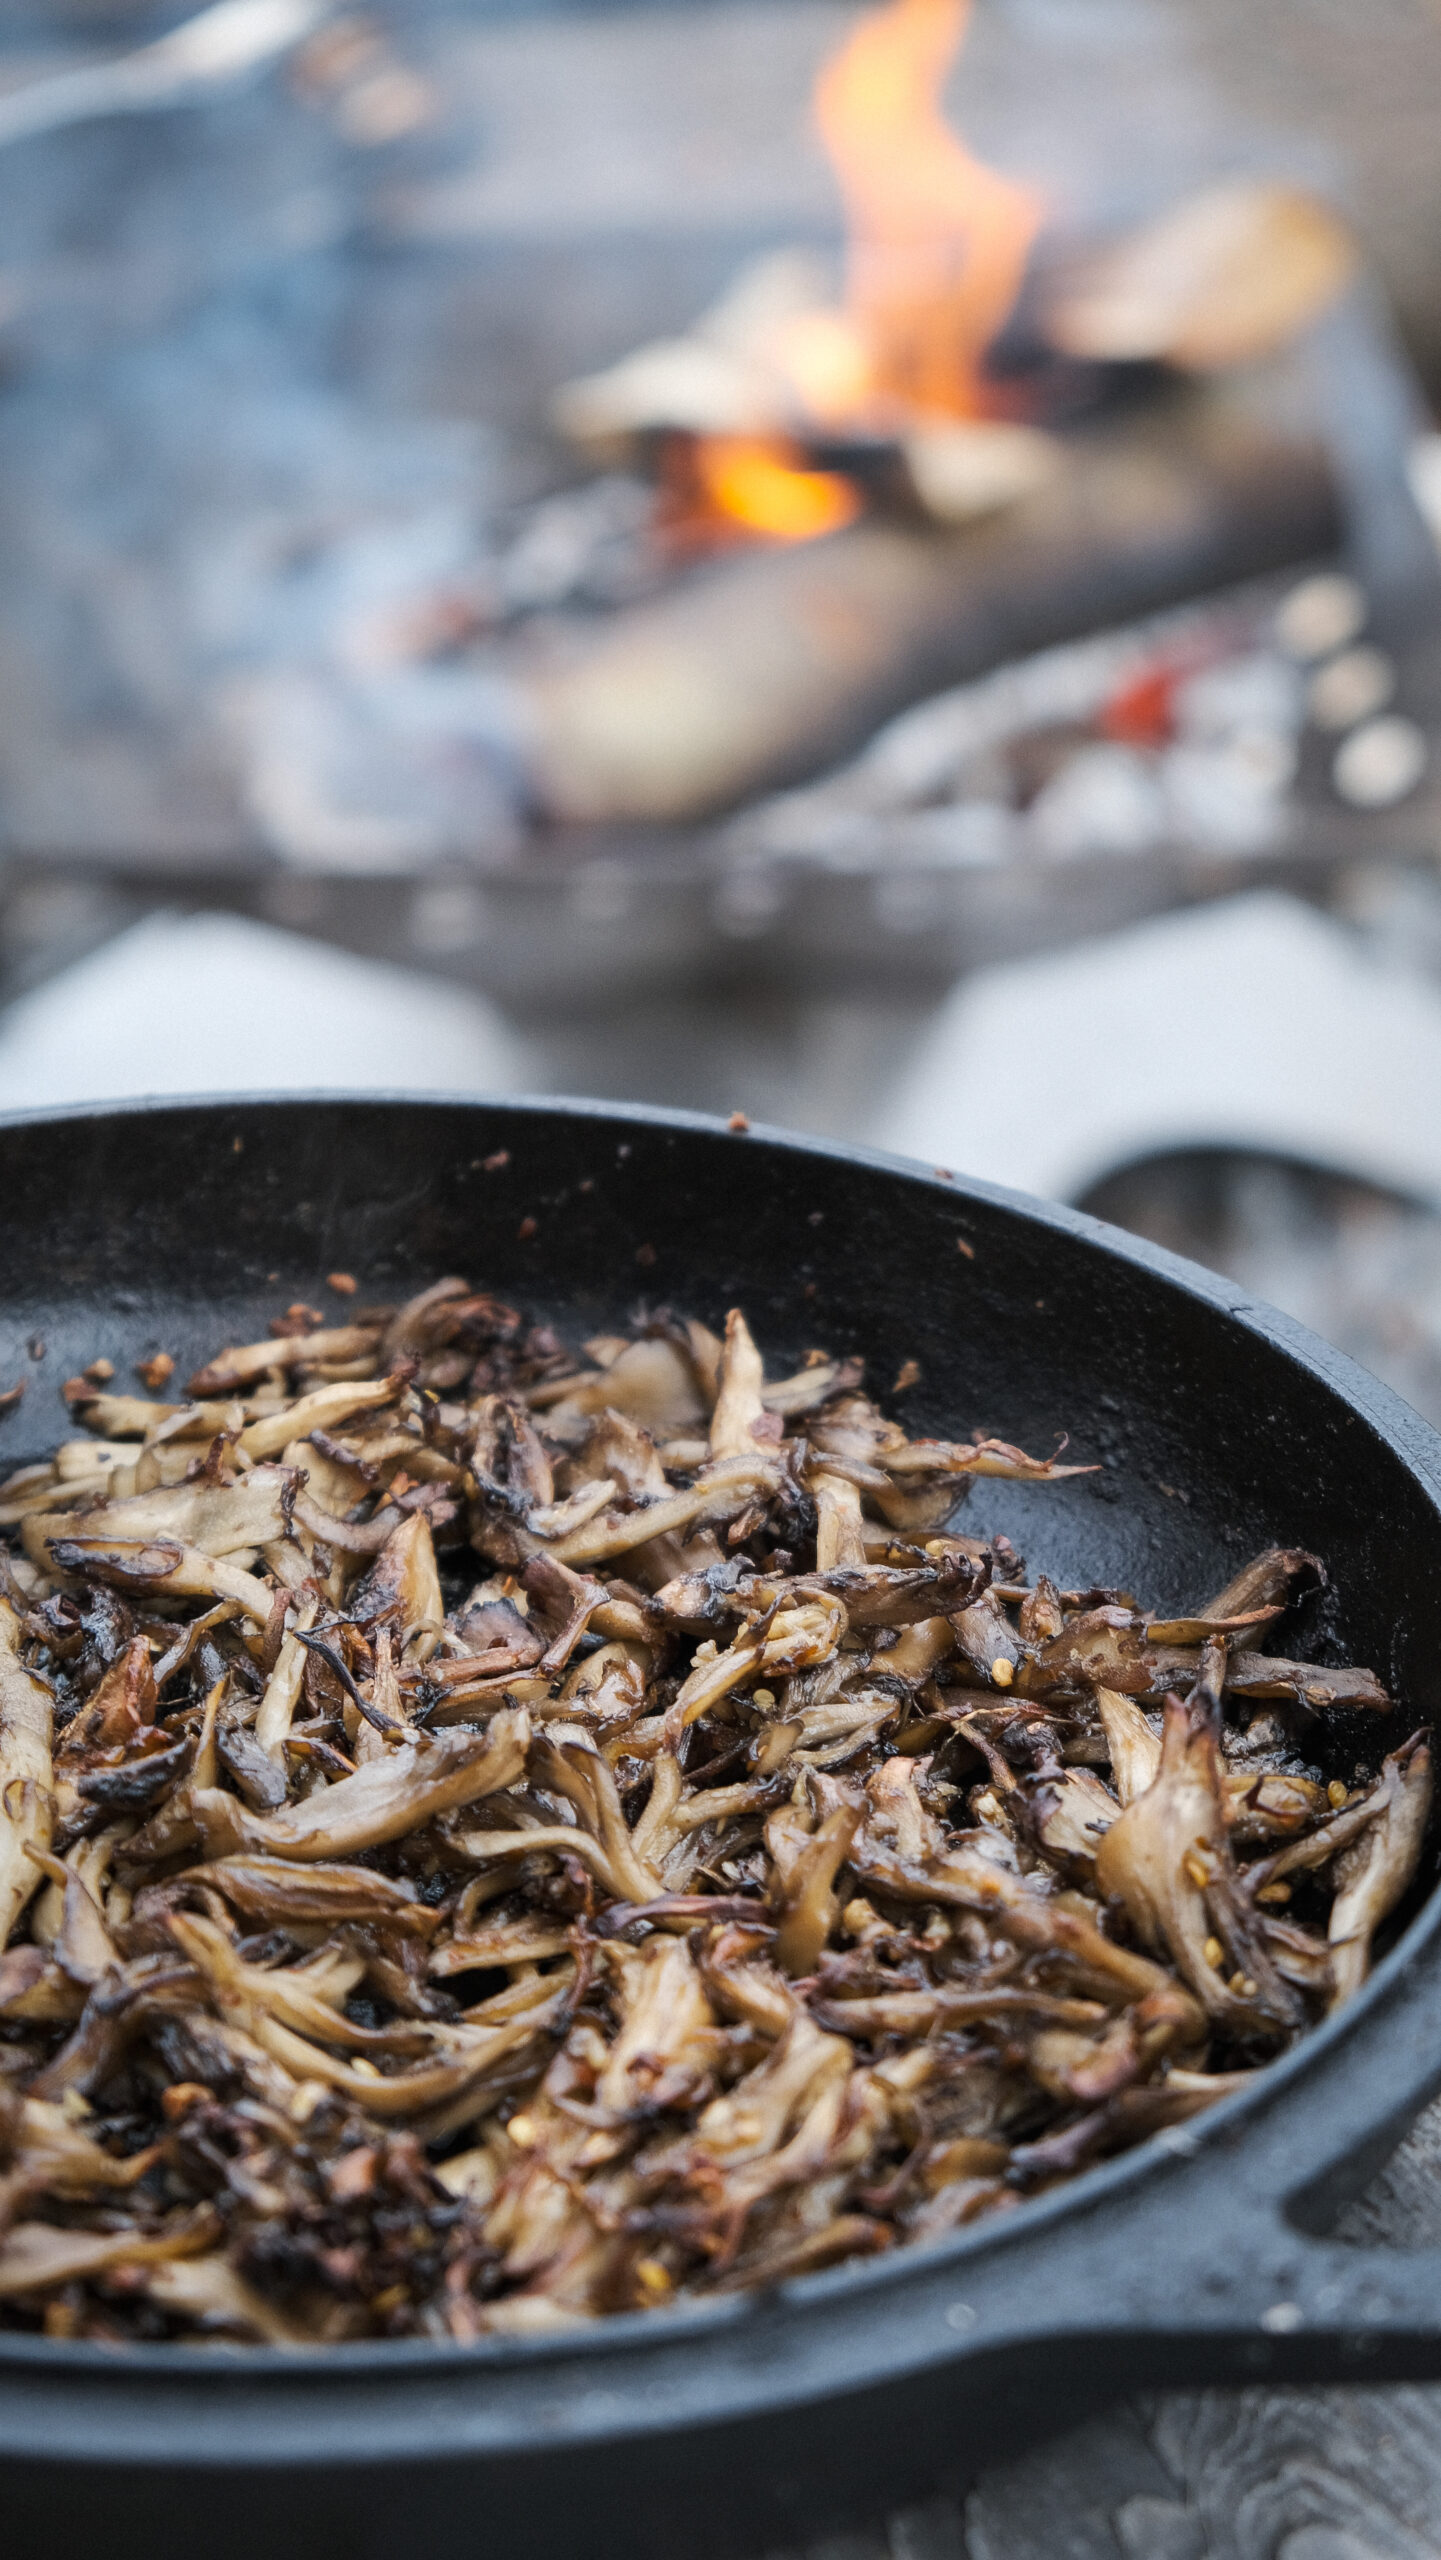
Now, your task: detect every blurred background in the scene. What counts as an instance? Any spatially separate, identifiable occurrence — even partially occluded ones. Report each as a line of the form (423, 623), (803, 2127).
(7, 0), (1441, 1423)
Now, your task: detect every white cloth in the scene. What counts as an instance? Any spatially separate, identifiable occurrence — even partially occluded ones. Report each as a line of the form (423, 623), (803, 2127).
(874, 891), (1441, 1209)
(0, 910), (529, 1112)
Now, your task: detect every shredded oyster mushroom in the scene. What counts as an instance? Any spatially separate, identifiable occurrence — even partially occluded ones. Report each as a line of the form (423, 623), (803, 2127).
(0, 1282), (1427, 2345)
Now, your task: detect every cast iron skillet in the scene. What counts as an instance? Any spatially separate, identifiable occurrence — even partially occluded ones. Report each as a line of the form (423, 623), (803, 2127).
(4, 1093), (1441, 2560)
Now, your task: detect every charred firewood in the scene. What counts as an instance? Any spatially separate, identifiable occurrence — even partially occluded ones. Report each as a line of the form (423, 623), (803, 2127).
(519, 375), (1337, 825)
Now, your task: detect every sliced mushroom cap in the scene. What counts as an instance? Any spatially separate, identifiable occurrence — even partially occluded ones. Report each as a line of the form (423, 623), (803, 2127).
(1328, 1740), (1433, 2005)
(0, 1599), (52, 1952)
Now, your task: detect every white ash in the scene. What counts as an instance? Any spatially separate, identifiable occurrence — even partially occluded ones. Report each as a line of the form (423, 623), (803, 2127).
(1172, 648), (1303, 743)
(1161, 731), (1296, 855)
(1307, 643), (1396, 731)
(727, 579), (1308, 870)
(1028, 743), (1167, 863)
(491, 475), (666, 617)
(1273, 568), (1368, 661)
(1333, 714), (1429, 810)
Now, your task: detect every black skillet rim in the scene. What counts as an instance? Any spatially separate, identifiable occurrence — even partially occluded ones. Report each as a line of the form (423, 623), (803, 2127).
(0, 1088), (1438, 2420)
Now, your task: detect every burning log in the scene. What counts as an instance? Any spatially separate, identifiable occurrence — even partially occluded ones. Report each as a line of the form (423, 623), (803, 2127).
(1047, 181), (1359, 375)
(520, 372), (1338, 825)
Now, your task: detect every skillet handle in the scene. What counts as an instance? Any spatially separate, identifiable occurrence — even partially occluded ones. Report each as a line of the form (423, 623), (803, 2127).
(940, 1918), (1441, 2387)
(1136, 1911), (1441, 2376)
(1244, 2232), (1441, 2370)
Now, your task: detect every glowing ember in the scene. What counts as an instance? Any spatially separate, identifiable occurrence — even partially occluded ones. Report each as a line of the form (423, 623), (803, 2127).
(680, 434), (864, 547)
(814, 0), (1044, 423)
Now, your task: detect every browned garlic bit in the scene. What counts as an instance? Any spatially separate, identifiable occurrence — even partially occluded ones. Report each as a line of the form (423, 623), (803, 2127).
(0, 1282), (1427, 2343)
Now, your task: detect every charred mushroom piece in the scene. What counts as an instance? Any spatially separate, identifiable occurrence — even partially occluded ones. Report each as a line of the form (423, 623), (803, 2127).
(189, 1327), (381, 1397)
(55, 1467), (298, 1557)
(1225, 1652), (1390, 1714)
(46, 1535), (275, 1625)
(1094, 1682), (1301, 2035)
(349, 1513), (443, 1649)
(767, 1789), (862, 1975)
(195, 1710), (532, 1865)
(0, 1600), (53, 1950)
(708, 1309), (770, 1459)
(1030, 1766), (1120, 1876)
(1327, 1739), (1433, 2005)
(1201, 1547), (1325, 1625)
(1096, 1686), (1162, 1805)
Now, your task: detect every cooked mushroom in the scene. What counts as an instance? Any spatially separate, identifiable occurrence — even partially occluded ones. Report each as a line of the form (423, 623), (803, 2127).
(0, 1283), (1423, 2344)
(0, 1600), (53, 1951)
(1326, 1738), (1433, 2005)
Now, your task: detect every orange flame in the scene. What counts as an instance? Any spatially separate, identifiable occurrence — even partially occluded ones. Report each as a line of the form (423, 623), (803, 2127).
(694, 436), (862, 542)
(685, 0), (1042, 542)
(663, 433), (863, 551)
(813, 0), (1043, 421)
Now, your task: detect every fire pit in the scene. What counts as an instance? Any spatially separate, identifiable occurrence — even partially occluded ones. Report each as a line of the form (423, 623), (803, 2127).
(0, 0), (1436, 1014)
